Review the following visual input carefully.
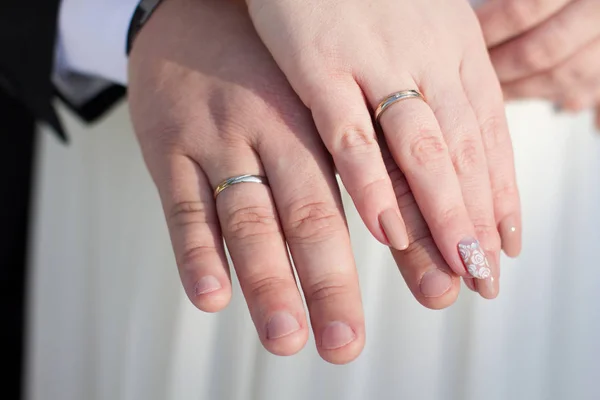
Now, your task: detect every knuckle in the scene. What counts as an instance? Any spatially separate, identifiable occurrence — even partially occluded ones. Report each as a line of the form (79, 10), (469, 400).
(332, 126), (378, 155)
(536, 39), (560, 68)
(169, 201), (217, 228)
(479, 114), (509, 150)
(305, 274), (350, 305)
(451, 138), (483, 175)
(169, 201), (222, 267)
(493, 181), (520, 205)
(284, 200), (345, 244)
(472, 220), (498, 237)
(225, 205), (279, 242)
(247, 275), (291, 300)
(401, 233), (435, 260)
(517, 43), (543, 70)
(519, 35), (560, 71)
(178, 244), (219, 270)
(405, 133), (448, 171)
(435, 206), (464, 231)
(359, 176), (389, 202)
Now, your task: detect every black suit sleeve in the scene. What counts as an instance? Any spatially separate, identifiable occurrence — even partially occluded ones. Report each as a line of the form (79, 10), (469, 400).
(0, 1), (126, 140)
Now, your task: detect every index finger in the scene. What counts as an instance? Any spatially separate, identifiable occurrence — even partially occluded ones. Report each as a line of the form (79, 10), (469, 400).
(477, 0), (573, 47)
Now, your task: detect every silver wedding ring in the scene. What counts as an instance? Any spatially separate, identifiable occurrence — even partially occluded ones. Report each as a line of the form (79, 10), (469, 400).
(374, 90), (425, 124)
(213, 174), (269, 199)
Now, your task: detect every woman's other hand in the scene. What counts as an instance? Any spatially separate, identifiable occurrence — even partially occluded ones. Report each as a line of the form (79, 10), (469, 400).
(478, 0), (600, 129)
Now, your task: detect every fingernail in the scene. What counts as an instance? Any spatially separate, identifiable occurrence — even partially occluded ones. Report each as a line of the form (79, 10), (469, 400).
(499, 217), (521, 258)
(476, 276), (498, 299)
(379, 209), (409, 250)
(266, 311), (301, 340)
(420, 269), (453, 298)
(321, 321), (356, 350)
(195, 276), (222, 295)
(458, 238), (492, 280)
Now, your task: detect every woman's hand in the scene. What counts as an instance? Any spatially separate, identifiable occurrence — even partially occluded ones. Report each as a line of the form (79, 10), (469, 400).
(478, 0), (600, 128)
(128, 0), (469, 364)
(245, 0), (522, 294)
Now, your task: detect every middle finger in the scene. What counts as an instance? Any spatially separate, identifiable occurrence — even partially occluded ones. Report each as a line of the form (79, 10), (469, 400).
(207, 148), (309, 357)
(257, 111), (366, 365)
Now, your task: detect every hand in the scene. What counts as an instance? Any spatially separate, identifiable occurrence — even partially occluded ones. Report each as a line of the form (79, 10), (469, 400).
(478, 0), (600, 128)
(245, 0), (522, 291)
(127, 0), (483, 364)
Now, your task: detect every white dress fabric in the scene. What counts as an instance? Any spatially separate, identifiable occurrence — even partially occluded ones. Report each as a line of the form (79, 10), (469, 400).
(25, 97), (600, 400)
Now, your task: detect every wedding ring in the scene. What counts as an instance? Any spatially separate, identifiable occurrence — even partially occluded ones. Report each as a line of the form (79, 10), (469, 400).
(374, 90), (425, 124)
(214, 174), (269, 199)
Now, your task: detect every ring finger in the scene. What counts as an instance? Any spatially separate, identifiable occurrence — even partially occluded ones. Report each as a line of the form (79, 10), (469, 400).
(362, 75), (493, 281)
(204, 147), (309, 357)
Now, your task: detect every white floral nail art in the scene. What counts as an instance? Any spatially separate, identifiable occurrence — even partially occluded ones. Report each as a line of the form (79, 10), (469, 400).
(458, 240), (491, 279)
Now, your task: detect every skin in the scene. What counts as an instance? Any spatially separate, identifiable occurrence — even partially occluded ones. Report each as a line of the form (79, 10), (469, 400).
(128, 0), (520, 364)
(478, 0), (600, 129)
(245, 0), (522, 292)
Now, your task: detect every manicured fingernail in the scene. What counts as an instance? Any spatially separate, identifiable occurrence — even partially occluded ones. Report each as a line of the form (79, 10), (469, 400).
(379, 209), (409, 250)
(458, 238), (492, 280)
(195, 276), (222, 295)
(321, 321), (356, 350)
(266, 311), (300, 340)
(476, 276), (498, 299)
(499, 217), (521, 258)
(420, 269), (453, 298)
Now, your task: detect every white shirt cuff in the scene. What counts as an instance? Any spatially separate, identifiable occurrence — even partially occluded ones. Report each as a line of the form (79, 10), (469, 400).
(57, 0), (141, 86)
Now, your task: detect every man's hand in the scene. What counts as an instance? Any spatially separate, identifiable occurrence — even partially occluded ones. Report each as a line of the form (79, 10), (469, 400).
(128, 0), (471, 365)
(478, 0), (600, 128)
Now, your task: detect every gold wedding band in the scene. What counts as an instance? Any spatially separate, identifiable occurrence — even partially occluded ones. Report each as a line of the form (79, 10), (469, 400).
(374, 90), (425, 124)
(214, 174), (269, 199)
